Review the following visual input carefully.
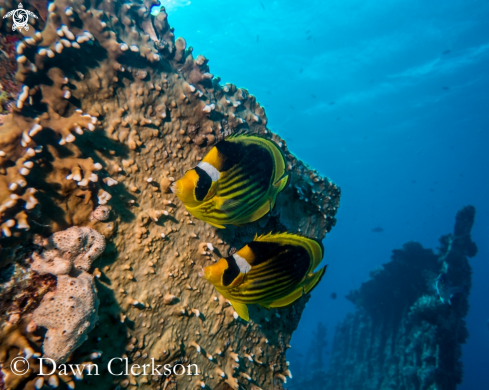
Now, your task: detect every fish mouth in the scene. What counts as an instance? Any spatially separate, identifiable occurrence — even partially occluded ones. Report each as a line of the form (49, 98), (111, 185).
(198, 268), (205, 278)
(170, 183), (178, 194)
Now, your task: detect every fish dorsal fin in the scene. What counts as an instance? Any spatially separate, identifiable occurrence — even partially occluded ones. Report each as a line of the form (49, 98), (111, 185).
(230, 300), (249, 321)
(254, 232), (324, 271)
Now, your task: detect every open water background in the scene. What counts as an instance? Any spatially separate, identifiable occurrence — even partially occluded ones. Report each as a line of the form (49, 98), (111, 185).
(166, 0), (489, 387)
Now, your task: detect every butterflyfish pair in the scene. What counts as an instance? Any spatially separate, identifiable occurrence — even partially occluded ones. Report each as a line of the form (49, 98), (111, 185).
(172, 135), (289, 228)
(200, 232), (326, 321)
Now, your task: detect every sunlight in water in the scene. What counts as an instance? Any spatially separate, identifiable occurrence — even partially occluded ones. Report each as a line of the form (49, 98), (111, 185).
(151, 0), (191, 15)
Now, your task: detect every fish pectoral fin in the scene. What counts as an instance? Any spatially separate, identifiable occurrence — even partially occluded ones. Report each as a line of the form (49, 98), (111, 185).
(204, 181), (218, 200)
(230, 300), (249, 321)
(219, 197), (243, 212)
(269, 266), (327, 309)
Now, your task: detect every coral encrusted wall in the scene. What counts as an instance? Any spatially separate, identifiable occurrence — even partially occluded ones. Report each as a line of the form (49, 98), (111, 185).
(0, 0), (341, 389)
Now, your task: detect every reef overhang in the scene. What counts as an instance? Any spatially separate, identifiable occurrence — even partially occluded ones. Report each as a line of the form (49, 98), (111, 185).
(0, 0), (341, 388)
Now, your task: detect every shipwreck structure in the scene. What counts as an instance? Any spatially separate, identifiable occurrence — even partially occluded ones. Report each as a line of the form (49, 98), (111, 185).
(290, 206), (477, 390)
(0, 0), (340, 389)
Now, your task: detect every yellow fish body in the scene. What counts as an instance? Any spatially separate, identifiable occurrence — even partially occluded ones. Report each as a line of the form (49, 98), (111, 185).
(172, 135), (289, 228)
(201, 232), (326, 321)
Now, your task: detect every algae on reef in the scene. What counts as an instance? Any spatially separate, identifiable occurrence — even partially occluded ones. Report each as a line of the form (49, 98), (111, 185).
(0, 0), (341, 389)
(289, 206), (477, 390)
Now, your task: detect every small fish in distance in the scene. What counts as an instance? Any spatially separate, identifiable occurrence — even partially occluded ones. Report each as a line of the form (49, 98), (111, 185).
(371, 227), (384, 233)
(200, 232), (326, 321)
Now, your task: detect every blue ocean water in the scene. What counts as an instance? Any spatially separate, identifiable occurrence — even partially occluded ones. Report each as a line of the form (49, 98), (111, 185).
(167, 0), (489, 387)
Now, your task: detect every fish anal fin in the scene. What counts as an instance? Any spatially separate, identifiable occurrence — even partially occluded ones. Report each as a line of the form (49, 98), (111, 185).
(230, 300), (249, 321)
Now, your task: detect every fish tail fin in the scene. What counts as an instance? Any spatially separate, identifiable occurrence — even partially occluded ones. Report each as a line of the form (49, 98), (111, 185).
(269, 266), (327, 309)
(270, 173), (289, 209)
(230, 300), (249, 321)
(273, 170), (290, 189)
(304, 265), (327, 294)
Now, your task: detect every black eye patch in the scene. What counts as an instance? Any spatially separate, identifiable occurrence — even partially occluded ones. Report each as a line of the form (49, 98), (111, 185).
(222, 256), (240, 287)
(194, 166), (212, 201)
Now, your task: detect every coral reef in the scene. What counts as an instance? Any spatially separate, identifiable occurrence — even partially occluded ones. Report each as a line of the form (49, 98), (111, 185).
(0, 33), (20, 115)
(289, 206), (475, 390)
(0, 0), (341, 388)
(0, 315), (103, 390)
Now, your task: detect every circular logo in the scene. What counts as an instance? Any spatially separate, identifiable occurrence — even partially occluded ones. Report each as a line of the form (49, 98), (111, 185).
(2, 3), (38, 32)
(10, 356), (30, 375)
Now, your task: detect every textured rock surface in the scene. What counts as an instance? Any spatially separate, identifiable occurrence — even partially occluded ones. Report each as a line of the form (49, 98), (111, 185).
(0, 0), (341, 388)
(294, 206), (475, 390)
